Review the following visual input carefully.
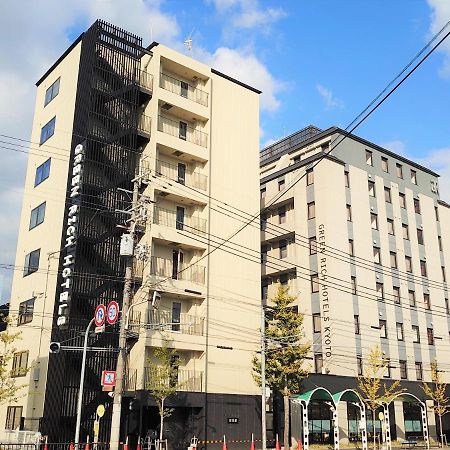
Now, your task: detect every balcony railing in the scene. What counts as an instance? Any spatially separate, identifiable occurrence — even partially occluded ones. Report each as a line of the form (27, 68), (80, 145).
(160, 72), (209, 107)
(137, 70), (153, 91)
(150, 256), (205, 284)
(138, 114), (152, 135)
(153, 205), (206, 235)
(156, 158), (207, 191)
(158, 115), (208, 148)
(144, 367), (203, 392)
(147, 309), (204, 335)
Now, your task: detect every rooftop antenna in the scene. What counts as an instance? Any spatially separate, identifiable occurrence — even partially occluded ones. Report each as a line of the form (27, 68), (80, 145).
(184, 28), (195, 54)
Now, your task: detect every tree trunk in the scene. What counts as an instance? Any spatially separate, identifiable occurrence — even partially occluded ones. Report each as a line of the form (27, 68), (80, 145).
(159, 397), (165, 448)
(373, 409), (377, 450)
(439, 414), (444, 448)
(284, 393), (290, 450)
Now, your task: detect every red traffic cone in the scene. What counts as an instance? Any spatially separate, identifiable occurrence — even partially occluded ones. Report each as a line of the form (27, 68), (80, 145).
(44, 436), (48, 450)
(297, 438), (303, 450)
(250, 433), (255, 450)
(84, 436), (90, 450)
(124, 436), (129, 450)
(275, 434), (281, 450)
(137, 438), (142, 450)
(223, 435), (227, 450)
(69, 442), (75, 450)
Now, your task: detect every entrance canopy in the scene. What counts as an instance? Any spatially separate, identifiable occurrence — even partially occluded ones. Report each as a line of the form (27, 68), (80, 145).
(387, 392), (424, 405)
(332, 389), (364, 405)
(292, 387), (335, 405)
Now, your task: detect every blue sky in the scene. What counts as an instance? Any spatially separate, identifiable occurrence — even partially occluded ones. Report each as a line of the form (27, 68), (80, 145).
(0, 0), (449, 302)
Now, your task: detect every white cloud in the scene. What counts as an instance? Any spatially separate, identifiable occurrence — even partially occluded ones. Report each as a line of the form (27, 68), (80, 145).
(419, 148), (450, 202)
(427, 0), (450, 78)
(380, 140), (407, 156)
(316, 84), (344, 111)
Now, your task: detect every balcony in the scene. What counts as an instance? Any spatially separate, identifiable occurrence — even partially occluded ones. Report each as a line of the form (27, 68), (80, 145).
(160, 72), (208, 107)
(144, 367), (203, 392)
(158, 115), (208, 148)
(138, 114), (152, 139)
(153, 205), (206, 236)
(150, 256), (205, 284)
(137, 70), (153, 92)
(156, 158), (207, 191)
(147, 309), (204, 336)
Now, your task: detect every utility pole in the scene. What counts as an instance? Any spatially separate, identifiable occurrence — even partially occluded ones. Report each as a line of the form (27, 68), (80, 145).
(261, 305), (267, 450)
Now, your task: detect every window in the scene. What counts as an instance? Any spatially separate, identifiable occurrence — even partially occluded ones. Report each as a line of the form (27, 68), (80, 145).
(23, 249), (40, 276)
(384, 187), (392, 203)
(349, 239), (354, 256)
(371, 213), (378, 230)
(293, 155), (300, 163)
(405, 256), (413, 273)
(261, 245), (268, 263)
(176, 206), (185, 230)
(5, 406), (22, 430)
(309, 237), (317, 255)
(446, 298), (450, 315)
(313, 314), (321, 333)
(438, 236), (443, 251)
(384, 358), (391, 378)
(411, 169), (417, 185)
(345, 171), (350, 188)
(314, 354), (323, 373)
(29, 202), (46, 230)
(307, 202), (315, 220)
(278, 206), (286, 224)
(279, 240), (287, 259)
(366, 150), (373, 166)
(260, 214), (267, 231)
(390, 252), (398, 269)
(354, 315), (360, 335)
(376, 282), (384, 300)
(306, 170), (314, 186)
(40, 117), (56, 145)
(11, 351), (28, 377)
(368, 180), (376, 197)
(400, 360), (408, 379)
(393, 286), (401, 304)
(399, 192), (406, 209)
(396, 163), (403, 178)
(417, 228), (424, 245)
(278, 179), (285, 191)
(424, 293), (431, 310)
(427, 328), (434, 345)
(18, 298), (35, 325)
(402, 224), (410, 240)
(262, 283), (268, 300)
(382, 157), (389, 173)
(409, 290), (416, 307)
(443, 266), (447, 283)
(311, 274), (319, 293)
(420, 260), (427, 277)
(44, 77), (60, 106)
(260, 187), (266, 199)
(396, 322), (404, 341)
(379, 319), (387, 338)
(179, 121), (187, 140)
(414, 198), (421, 214)
(412, 325), (420, 343)
(351, 276), (357, 295)
(346, 204), (352, 222)
(357, 356), (363, 376)
(415, 362), (423, 381)
(171, 302), (181, 331)
(35, 158), (51, 186)
(435, 206), (440, 221)
(177, 163), (186, 184)
(180, 80), (189, 98)
(373, 247), (381, 264)
(387, 219), (395, 235)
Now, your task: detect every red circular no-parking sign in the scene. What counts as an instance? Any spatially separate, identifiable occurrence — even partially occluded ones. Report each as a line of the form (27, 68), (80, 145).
(94, 304), (106, 327)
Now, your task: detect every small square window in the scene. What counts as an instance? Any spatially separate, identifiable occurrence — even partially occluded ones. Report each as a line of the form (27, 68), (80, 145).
(347, 204), (352, 222)
(18, 298), (35, 325)
(402, 224), (409, 240)
(384, 187), (391, 203)
(40, 117), (56, 145)
(411, 169), (417, 185)
(278, 179), (285, 191)
(396, 163), (403, 178)
(24, 249), (40, 277)
(390, 252), (398, 269)
(44, 77), (60, 106)
(417, 228), (424, 245)
(11, 351), (28, 377)
(405, 256), (413, 273)
(387, 219), (395, 235)
(366, 150), (373, 166)
(414, 198), (421, 214)
(309, 236), (317, 255)
(393, 286), (401, 304)
(368, 180), (376, 197)
(35, 158), (51, 187)
(311, 274), (319, 293)
(409, 290), (416, 307)
(399, 193), (406, 209)
(371, 213), (378, 230)
(412, 325), (420, 343)
(306, 170), (314, 186)
(29, 202), (46, 230)
(313, 314), (321, 333)
(308, 202), (315, 220)
(373, 247), (381, 264)
(382, 157), (389, 173)
(396, 323), (404, 341)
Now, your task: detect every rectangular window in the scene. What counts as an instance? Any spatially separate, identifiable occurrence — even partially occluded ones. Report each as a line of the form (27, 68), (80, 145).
(424, 293), (431, 310)
(414, 198), (421, 214)
(442, 266), (447, 283)
(261, 245), (268, 264)
(446, 298), (449, 315)
(382, 157), (389, 173)
(409, 290), (416, 307)
(278, 179), (285, 191)
(345, 171), (350, 188)
(402, 224), (409, 240)
(357, 356), (363, 376)
(384, 187), (392, 203)
(180, 80), (189, 98)
(411, 169), (417, 185)
(278, 206), (286, 224)
(347, 204), (352, 222)
(393, 286), (401, 304)
(306, 170), (314, 186)
(396, 163), (403, 178)
(313, 314), (321, 333)
(405, 256), (413, 273)
(307, 202), (315, 220)
(23, 249), (40, 277)
(366, 150), (373, 166)
(435, 206), (440, 221)
(387, 219), (395, 235)
(40, 116), (56, 145)
(5, 406), (22, 430)
(35, 158), (51, 187)
(171, 302), (182, 331)
(371, 213), (378, 230)
(29, 202), (46, 230)
(420, 260), (427, 277)
(179, 121), (187, 140)
(379, 320), (387, 338)
(417, 228), (424, 245)
(279, 240), (287, 259)
(262, 283), (268, 300)
(368, 180), (376, 197)
(390, 252), (398, 269)
(396, 322), (404, 341)
(18, 298), (35, 325)
(314, 354), (323, 374)
(376, 282), (384, 300)
(176, 206), (185, 230)
(351, 276), (357, 295)
(11, 351), (28, 377)
(399, 192), (406, 209)
(373, 247), (381, 264)
(349, 239), (354, 256)
(400, 360), (408, 379)
(427, 328), (434, 345)
(438, 236), (443, 251)
(311, 274), (319, 293)
(412, 325), (420, 343)
(44, 77), (60, 106)
(354, 315), (360, 335)
(415, 362), (423, 381)
(260, 187), (266, 199)
(177, 162), (186, 184)
(260, 214), (267, 231)
(309, 237), (317, 255)
(384, 358), (391, 378)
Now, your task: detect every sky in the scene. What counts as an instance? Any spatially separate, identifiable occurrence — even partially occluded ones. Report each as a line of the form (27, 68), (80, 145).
(0, 0), (450, 302)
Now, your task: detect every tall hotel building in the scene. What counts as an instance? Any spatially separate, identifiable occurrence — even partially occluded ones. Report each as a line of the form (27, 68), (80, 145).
(0, 20), (261, 446)
(260, 126), (450, 443)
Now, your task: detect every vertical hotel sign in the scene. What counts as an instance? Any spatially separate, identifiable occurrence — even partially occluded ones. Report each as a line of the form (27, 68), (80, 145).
(57, 142), (85, 329)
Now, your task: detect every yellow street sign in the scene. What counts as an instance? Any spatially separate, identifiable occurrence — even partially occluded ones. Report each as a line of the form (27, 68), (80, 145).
(96, 404), (105, 418)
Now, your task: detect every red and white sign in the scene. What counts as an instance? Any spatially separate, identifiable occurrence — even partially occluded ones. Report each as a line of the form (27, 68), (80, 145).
(101, 370), (117, 387)
(94, 304), (106, 327)
(106, 301), (119, 325)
